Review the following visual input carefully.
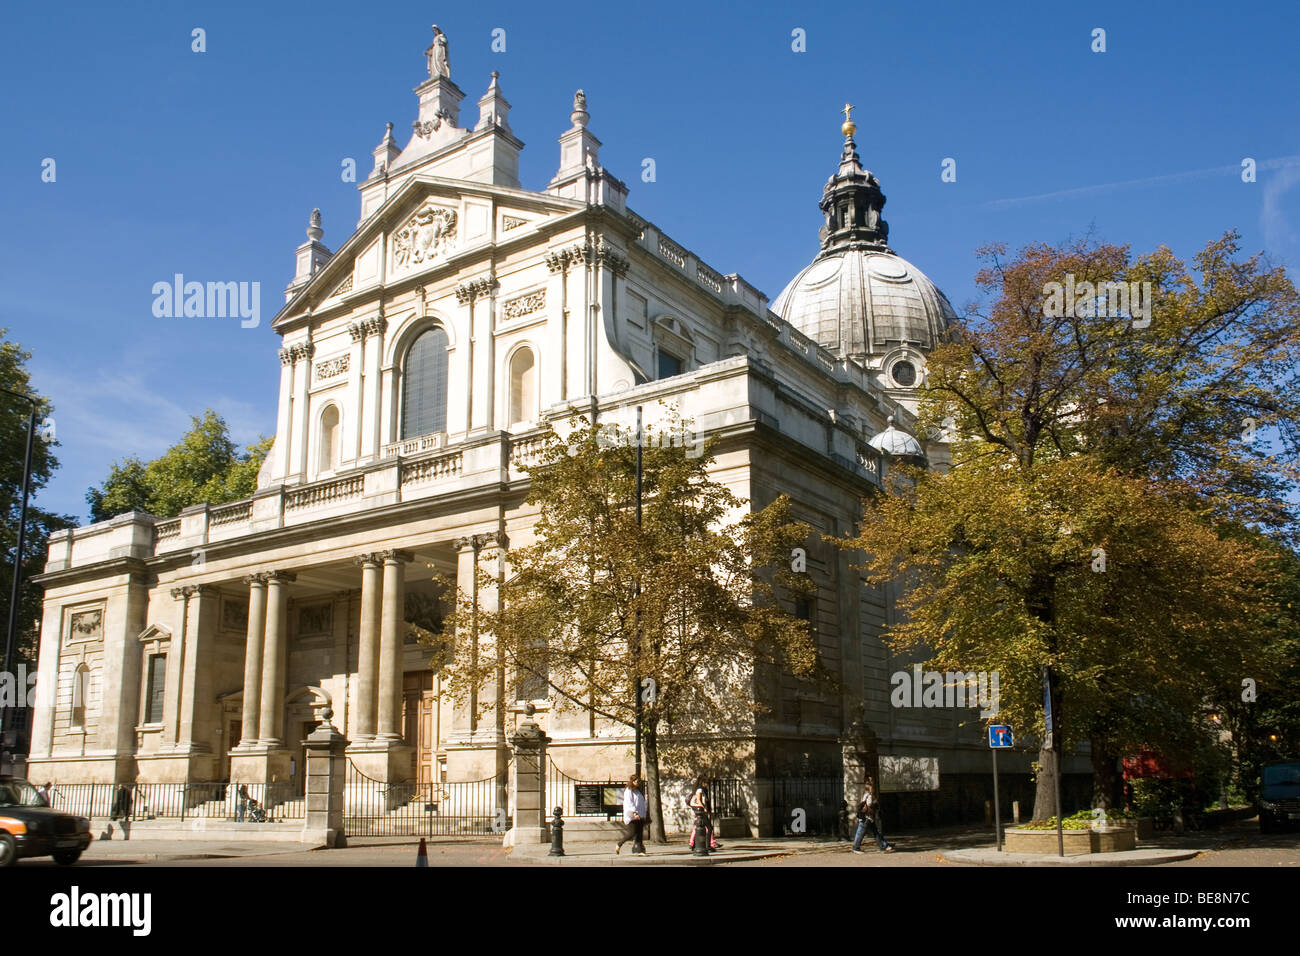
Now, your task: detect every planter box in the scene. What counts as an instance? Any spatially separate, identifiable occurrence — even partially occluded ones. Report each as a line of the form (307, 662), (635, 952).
(1004, 827), (1093, 856)
(1003, 825), (1136, 855)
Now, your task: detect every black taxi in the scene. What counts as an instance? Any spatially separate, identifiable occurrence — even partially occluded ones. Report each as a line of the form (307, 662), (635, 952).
(0, 776), (92, 866)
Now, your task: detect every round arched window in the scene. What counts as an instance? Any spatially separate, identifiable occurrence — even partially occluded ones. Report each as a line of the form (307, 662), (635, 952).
(891, 360), (917, 387)
(401, 327), (449, 438)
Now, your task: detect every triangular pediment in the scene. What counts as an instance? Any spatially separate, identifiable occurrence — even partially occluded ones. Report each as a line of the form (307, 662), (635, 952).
(273, 177), (584, 329)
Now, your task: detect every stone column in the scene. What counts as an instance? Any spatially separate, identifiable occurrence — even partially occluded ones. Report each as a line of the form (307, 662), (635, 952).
(502, 717), (549, 847)
(293, 343), (314, 479)
(302, 695), (349, 849)
(346, 322), (366, 464)
(176, 585), (216, 751)
(165, 586), (193, 748)
(258, 571), (295, 746)
(376, 550), (411, 740)
(238, 574), (267, 746)
(273, 350), (295, 481)
(354, 553), (382, 741)
(360, 315), (386, 463)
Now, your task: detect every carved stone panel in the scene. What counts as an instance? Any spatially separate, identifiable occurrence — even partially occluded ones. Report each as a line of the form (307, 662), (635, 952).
(392, 202), (458, 271)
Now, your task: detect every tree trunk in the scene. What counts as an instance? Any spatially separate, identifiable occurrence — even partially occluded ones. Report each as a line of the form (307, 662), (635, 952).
(1032, 745), (1059, 821)
(1090, 734), (1121, 810)
(645, 721), (667, 843)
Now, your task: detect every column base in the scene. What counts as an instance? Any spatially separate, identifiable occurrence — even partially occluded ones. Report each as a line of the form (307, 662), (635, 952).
(444, 739), (508, 782)
(346, 740), (414, 783)
(135, 749), (217, 784)
(228, 746), (292, 786)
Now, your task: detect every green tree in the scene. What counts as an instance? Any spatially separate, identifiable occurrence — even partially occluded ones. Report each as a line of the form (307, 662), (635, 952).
(846, 233), (1300, 817)
(436, 413), (821, 842)
(87, 410), (271, 521)
(0, 330), (76, 671)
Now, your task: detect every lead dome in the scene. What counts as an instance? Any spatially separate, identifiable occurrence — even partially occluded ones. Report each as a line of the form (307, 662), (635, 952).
(772, 105), (955, 405)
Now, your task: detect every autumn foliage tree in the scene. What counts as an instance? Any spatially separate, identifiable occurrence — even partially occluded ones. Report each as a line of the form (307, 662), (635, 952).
(843, 232), (1300, 816)
(436, 413), (820, 841)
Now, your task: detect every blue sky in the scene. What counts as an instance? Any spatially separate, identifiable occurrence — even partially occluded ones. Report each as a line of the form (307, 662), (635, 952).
(3, 0), (1298, 522)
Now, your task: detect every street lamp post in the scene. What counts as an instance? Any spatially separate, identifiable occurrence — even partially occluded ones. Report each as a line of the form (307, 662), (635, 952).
(633, 405), (643, 782)
(1, 388), (39, 770)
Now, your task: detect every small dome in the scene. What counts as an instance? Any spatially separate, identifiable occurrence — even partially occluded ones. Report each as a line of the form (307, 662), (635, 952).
(867, 416), (925, 460)
(773, 250), (955, 360)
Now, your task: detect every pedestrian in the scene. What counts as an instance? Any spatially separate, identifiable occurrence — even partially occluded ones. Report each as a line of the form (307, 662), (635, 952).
(237, 784), (250, 822)
(851, 778), (894, 853)
(615, 772), (648, 855)
(38, 781), (56, 806)
(687, 777), (721, 850)
(110, 784), (133, 840)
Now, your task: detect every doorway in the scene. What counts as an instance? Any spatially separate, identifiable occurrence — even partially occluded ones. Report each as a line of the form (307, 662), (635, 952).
(403, 672), (437, 785)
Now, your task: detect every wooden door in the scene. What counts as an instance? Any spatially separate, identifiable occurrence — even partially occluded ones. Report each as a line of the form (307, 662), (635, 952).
(403, 672), (436, 785)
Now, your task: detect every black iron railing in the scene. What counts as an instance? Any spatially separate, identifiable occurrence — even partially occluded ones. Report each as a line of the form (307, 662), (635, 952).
(343, 761), (505, 837)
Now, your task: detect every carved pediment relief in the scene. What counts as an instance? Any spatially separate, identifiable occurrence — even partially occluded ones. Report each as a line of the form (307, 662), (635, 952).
(392, 201), (458, 272)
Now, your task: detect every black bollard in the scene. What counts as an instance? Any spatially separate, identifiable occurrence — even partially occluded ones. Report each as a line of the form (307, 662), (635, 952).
(549, 807), (565, 857)
(692, 808), (711, 857)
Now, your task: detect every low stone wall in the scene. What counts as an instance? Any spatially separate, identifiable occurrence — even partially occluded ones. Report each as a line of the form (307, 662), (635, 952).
(1003, 825), (1137, 855)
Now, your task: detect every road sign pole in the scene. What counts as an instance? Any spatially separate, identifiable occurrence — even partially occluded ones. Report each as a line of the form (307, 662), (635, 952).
(993, 749), (1003, 853)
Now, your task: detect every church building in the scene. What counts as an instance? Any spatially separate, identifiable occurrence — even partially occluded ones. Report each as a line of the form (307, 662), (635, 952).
(28, 27), (1026, 833)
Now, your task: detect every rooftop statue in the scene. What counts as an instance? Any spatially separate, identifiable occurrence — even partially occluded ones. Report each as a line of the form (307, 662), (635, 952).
(425, 25), (450, 80)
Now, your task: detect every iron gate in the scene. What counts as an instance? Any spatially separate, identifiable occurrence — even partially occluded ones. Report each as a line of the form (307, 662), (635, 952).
(766, 777), (847, 837)
(343, 761), (506, 837)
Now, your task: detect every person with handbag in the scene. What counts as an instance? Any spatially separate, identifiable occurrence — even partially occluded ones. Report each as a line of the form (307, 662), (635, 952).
(850, 778), (894, 853)
(688, 777), (721, 850)
(615, 773), (648, 855)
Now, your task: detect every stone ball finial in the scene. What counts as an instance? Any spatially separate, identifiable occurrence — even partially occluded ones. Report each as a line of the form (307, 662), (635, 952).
(886, 415), (895, 428)
(307, 208), (323, 241)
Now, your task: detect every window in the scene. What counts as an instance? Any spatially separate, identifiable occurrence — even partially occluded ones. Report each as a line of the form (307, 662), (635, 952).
(515, 635), (548, 701)
(71, 664), (89, 729)
(401, 326), (449, 438)
(144, 654), (166, 725)
(657, 350), (683, 379)
(317, 404), (341, 473)
(891, 360), (917, 387)
(508, 347), (536, 426)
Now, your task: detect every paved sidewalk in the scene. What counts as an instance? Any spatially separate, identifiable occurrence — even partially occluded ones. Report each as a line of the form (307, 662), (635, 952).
(942, 846), (1203, 866)
(71, 837), (325, 865)
(506, 836), (835, 865)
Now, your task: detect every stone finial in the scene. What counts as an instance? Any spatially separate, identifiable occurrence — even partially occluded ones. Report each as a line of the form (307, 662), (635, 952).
(307, 208), (324, 241)
(571, 89), (589, 129)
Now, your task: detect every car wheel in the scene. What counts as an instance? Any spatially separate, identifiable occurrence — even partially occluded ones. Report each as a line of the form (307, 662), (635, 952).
(53, 848), (83, 866)
(0, 832), (16, 867)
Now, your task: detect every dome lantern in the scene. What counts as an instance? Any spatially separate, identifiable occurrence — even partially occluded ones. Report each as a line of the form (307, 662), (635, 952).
(818, 103), (889, 253)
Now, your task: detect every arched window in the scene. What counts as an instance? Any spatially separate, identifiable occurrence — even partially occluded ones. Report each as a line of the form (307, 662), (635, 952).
(317, 405), (341, 473)
(508, 347), (536, 426)
(71, 664), (89, 729)
(401, 326), (449, 439)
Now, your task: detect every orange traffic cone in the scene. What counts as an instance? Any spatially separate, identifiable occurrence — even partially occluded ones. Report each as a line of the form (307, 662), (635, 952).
(416, 837), (428, 867)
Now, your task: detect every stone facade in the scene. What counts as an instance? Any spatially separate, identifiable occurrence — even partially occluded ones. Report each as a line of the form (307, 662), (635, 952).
(28, 32), (1071, 828)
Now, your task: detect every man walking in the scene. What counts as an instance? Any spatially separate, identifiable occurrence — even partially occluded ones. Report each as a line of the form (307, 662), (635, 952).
(851, 777), (894, 854)
(615, 773), (648, 856)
